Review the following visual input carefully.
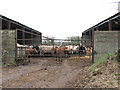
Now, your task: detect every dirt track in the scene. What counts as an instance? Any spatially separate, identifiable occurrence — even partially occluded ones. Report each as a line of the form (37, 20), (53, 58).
(2, 57), (91, 88)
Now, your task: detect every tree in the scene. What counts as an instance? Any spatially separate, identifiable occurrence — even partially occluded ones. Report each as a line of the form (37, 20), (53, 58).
(66, 36), (81, 45)
(42, 36), (55, 45)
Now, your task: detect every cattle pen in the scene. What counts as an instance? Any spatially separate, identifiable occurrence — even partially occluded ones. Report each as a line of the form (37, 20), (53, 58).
(1, 15), (93, 65)
(40, 36), (92, 62)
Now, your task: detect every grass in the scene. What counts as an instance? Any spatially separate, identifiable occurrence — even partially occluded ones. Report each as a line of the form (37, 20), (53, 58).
(3, 61), (17, 67)
(108, 82), (114, 86)
(114, 73), (120, 76)
(89, 52), (115, 72)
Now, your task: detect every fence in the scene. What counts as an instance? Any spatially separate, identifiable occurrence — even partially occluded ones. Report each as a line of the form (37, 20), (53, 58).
(16, 33), (93, 62)
(34, 36), (93, 61)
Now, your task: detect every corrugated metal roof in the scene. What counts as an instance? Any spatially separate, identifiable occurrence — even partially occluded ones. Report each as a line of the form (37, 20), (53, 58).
(0, 14), (41, 34)
(82, 12), (120, 34)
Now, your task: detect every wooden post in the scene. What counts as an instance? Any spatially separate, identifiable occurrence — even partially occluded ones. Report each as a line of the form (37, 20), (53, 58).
(85, 33), (86, 45)
(40, 33), (42, 45)
(92, 29), (94, 64)
(89, 31), (91, 47)
(52, 39), (54, 58)
(22, 27), (25, 45)
(31, 31), (33, 45)
(15, 29), (17, 61)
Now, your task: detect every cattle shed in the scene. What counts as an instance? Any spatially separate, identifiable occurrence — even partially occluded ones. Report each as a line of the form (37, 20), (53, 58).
(82, 12), (120, 63)
(0, 15), (42, 64)
(0, 15), (42, 45)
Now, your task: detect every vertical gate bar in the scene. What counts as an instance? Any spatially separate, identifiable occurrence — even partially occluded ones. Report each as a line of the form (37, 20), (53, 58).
(89, 31), (91, 60)
(92, 29), (94, 64)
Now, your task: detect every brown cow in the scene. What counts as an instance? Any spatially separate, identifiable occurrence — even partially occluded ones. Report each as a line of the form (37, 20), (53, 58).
(25, 47), (38, 62)
(54, 46), (68, 63)
(25, 48), (38, 56)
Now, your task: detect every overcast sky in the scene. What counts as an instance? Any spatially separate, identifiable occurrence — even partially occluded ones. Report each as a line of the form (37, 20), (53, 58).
(0, 0), (119, 39)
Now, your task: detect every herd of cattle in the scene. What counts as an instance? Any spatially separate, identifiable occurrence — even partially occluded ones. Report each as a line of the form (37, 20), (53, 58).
(17, 43), (92, 62)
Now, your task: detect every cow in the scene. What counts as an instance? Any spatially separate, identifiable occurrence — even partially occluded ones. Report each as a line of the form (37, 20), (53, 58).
(39, 45), (55, 56)
(25, 48), (38, 56)
(72, 45), (79, 54)
(54, 46), (68, 63)
(17, 43), (39, 62)
(85, 46), (92, 56)
(65, 45), (74, 56)
(32, 45), (40, 56)
(78, 44), (86, 56)
(25, 46), (38, 62)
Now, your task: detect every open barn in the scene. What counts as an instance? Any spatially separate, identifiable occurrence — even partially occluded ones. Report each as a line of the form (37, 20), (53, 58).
(1, 15), (92, 66)
(0, 15), (42, 64)
(82, 12), (120, 62)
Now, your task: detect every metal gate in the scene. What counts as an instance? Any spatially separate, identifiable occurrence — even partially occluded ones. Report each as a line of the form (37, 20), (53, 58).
(35, 36), (93, 62)
(16, 30), (92, 62)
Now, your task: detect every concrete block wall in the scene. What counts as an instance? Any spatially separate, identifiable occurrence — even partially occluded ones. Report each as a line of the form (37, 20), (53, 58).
(1, 30), (16, 64)
(94, 31), (119, 61)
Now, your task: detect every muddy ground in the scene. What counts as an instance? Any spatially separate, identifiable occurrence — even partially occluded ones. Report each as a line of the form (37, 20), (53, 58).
(2, 57), (92, 88)
(2, 55), (119, 89)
